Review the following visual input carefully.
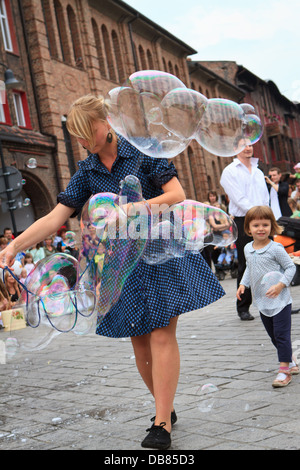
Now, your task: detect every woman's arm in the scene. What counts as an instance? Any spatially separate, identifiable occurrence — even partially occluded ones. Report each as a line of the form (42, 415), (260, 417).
(0, 203), (75, 268)
(127, 177), (186, 215)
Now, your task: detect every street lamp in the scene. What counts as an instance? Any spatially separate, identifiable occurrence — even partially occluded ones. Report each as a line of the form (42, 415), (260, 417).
(0, 62), (20, 88)
(0, 65), (22, 236)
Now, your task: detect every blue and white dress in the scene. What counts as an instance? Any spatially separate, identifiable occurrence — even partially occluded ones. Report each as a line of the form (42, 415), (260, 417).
(57, 135), (225, 338)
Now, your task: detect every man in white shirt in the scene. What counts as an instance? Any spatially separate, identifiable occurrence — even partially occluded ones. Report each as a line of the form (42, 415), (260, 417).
(220, 138), (269, 320)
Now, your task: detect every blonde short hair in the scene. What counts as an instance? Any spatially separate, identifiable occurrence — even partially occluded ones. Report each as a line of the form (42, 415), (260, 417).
(66, 95), (111, 148)
(244, 206), (283, 237)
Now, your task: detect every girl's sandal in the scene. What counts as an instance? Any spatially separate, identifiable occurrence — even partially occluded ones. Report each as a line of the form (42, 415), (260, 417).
(290, 356), (299, 375)
(290, 364), (299, 375)
(272, 368), (292, 388)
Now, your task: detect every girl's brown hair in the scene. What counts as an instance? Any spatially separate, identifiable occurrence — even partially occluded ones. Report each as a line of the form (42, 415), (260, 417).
(244, 206), (283, 237)
(66, 94), (113, 149)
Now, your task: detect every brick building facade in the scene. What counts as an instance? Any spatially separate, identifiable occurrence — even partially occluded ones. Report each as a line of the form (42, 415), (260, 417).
(0, 0), (299, 236)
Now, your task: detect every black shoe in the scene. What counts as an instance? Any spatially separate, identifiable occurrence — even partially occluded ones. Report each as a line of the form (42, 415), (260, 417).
(141, 422), (171, 449)
(150, 410), (177, 426)
(238, 311), (254, 321)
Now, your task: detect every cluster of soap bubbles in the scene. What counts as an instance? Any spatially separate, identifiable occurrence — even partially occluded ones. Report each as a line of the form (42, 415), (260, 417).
(2, 254), (97, 356)
(78, 175), (237, 318)
(3, 175), (237, 358)
(106, 70), (263, 159)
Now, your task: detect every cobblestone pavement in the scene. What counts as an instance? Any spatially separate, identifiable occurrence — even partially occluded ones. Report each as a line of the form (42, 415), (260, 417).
(0, 274), (300, 451)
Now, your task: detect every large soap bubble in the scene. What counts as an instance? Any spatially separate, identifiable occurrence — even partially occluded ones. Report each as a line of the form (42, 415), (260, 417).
(79, 176), (150, 320)
(106, 70), (206, 158)
(79, 175), (237, 317)
(194, 99), (263, 157)
(142, 200), (237, 265)
(2, 254), (97, 358)
(253, 271), (287, 316)
(106, 70), (263, 159)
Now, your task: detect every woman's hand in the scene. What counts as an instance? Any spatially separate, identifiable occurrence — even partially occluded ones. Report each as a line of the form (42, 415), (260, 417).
(0, 242), (18, 269)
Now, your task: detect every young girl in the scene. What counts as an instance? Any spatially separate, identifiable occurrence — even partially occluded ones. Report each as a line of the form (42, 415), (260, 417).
(237, 206), (298, 388)
(0, 94), (225, 449)
(23, 253), (35, 276)
(19, 268), (28, 284)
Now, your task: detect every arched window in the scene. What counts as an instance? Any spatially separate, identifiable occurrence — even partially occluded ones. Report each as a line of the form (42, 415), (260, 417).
(168, 61), (174, 75)
(212, 161), (218, 181)
(41, 0), (58, 58)
(207, 175), (212, 190)
(53, 0), (71, 63)
(138, 45), (147, 70)
(112, 30), (124, 82)
(162, 57), (167, 72)
(101, 24), (116, 81)
(67, 4), (83, 67)
(147, 49), (154, 69)
(91, 18), (106, 78)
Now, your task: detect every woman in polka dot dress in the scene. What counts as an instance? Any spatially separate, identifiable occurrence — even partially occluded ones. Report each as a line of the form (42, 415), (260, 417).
(0, 95), (225, 449)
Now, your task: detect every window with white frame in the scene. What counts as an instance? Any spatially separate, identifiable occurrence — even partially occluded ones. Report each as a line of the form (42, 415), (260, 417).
(13, 92), (25, 127)
(0, 0), (12, 52)
(0, 102), (5, 122)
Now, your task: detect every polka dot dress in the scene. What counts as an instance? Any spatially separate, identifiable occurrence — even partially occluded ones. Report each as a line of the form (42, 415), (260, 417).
(57, 135), (225, 338)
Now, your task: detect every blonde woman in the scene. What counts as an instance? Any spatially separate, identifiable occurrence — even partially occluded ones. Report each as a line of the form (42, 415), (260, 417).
(0, 94), (225, 449)
(4, 271), (20, 305)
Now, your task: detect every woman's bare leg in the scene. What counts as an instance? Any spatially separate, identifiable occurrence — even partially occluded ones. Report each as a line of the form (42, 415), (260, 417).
(131, 333), (154, 396)
(149, 317), (180, 432)
(131, 317), (179, 431)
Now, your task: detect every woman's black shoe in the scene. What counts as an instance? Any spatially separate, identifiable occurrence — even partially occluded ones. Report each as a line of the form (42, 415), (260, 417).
(150, 410), (177, 426)
(141, 422), (171, 449)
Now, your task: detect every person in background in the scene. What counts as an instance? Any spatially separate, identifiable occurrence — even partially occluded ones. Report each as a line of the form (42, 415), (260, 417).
(3, 228), (24, 263)
(3, 228), (14, 242)
(291, 179), (300, 203)
(220, 137), (269, 321)
(204, 190), (227, 212)
(19, 268), (28, 284)
(43, 236), (57, 257)
(23, 253), (35, 276)
(53, 226), (67, 248)
(265, 167), (292, 219)
(0, 237), (8, 252)
(4, 271), (20, 306)
(28, 242), (46, 263)
(0, 279), (11, 329)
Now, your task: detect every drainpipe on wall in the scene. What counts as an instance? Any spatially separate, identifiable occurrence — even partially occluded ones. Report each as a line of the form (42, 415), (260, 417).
(128, 14), (139, 72)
